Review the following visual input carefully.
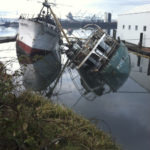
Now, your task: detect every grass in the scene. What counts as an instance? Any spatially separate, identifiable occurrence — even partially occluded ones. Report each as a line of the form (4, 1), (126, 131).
(0, 62), (121, 150)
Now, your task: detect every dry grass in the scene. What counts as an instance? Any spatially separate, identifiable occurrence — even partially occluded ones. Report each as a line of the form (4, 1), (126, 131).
(0, 62), (120, 150)
(0, 91), (120, 150)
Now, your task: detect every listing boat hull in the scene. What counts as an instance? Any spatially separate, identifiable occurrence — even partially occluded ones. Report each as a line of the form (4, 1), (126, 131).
(17, 19), (60, 58)
(78, 42), (130, 95)
(100, 42), (130, 90)
(66, 26), (131, 95)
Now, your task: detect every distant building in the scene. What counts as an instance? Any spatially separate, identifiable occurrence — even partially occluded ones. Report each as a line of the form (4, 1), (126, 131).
(117, 4), (150, 47)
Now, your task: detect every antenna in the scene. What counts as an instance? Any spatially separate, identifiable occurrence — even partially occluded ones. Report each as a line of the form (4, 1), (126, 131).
(37, 0), (72, 7)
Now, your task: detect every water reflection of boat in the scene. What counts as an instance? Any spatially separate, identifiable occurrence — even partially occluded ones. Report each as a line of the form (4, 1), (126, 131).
(16, 0), (61, 59)
(17, 48), (61, 91)
(78, 66), (130, 96)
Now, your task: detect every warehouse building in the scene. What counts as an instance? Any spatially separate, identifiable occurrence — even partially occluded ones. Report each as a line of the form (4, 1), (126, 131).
(117, 4), (150, 47)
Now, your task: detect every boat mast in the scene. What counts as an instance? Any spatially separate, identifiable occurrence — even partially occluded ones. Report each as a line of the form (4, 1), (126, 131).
(37, 6), (44, 20)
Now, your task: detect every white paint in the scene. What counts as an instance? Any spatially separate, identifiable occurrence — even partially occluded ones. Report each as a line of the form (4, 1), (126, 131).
(117, 4), (150, 47)
(18, 19), (59, 51)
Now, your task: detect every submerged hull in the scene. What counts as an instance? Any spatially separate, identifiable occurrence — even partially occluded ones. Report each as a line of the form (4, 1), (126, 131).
(77, 42), (130, 96)
(100, 42), (130, 91)
(17, 19), (60, 57)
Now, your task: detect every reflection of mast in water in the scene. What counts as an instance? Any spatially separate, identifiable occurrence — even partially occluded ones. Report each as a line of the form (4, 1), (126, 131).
(16, 45), (61, 92)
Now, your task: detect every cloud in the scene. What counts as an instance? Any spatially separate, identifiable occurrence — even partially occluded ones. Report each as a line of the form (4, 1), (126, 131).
(0, 0), (41, 13)
(85, 0), (150, 17)
(0, 0), (150, 18)
(91, 0), (150, 6)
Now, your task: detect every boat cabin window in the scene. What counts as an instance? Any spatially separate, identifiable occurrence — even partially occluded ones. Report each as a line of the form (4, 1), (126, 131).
(128, 25), (131, 30)
(122, 25), (125, 29)
(135, 25), (138, 30)
(97, 37), (111, 54)
(143, 26), (147, 31)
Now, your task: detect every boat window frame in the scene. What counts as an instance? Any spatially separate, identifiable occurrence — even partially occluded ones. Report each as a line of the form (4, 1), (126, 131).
(135, 25), (138, 31)
(122, 25), (125, 29)
(143, 26), (147, 31)
(128, 25), (131, 30)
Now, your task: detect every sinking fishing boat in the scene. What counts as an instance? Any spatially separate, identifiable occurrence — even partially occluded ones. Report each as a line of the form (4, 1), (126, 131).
(67, 25), (130, 71)
(16, 0), (61, 59)
(66, 25), (130, 91)
(65, 26), (130, 100)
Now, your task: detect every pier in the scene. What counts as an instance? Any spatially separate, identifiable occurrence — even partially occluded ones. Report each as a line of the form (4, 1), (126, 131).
(0, 36), (16, 43)
(123, 33), (150, 76)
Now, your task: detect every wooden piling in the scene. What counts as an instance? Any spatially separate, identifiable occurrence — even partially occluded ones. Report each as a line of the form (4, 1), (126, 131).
(113, 29), (116, 39)
(138, 33), (143, 48)
(147, 59), (150, 76)
(137, 33), (143, 66)
(107, 28), (110, 35)
(117, 36), (120, 43)
(137, 56), (141, 67)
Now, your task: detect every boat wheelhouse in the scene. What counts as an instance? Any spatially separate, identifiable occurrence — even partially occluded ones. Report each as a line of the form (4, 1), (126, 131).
(67, 27), (130, 77)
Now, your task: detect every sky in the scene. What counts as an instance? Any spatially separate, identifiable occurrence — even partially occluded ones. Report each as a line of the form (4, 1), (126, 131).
(0, 0), (150, 19)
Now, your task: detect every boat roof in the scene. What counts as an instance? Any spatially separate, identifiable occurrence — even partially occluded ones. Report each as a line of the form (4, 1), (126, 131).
(119, 4), (150, 15)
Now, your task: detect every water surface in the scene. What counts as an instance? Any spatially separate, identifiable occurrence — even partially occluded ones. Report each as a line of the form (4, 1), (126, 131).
(0, 27), (150, 150)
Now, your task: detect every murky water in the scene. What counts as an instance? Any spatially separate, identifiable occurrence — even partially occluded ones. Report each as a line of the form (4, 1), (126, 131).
(0, 27), (150, 150)
(52, 70), (150, 150)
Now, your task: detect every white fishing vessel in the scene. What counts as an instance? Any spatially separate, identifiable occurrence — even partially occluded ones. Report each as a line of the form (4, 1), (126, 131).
(16, 0), (61, 58)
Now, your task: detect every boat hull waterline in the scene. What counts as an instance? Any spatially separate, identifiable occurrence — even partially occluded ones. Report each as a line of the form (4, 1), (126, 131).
(17, 19), (60, 56)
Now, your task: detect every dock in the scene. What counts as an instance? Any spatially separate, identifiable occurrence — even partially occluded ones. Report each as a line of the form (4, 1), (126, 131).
(125, 42), (150, 58)
(0, 36), (16, 43)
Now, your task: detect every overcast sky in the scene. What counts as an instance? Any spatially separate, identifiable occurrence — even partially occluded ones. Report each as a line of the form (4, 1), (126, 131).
(0, 0), (150, 19)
